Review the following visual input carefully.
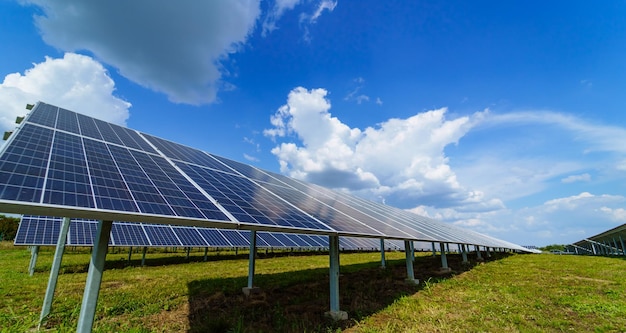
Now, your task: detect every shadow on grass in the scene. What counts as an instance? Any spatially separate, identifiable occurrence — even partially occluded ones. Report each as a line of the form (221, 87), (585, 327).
(186, 252), (511, 333)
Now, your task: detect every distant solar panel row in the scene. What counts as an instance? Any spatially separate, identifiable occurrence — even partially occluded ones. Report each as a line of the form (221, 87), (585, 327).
(0, 102), (530, 252)
(14, 215), (404, 250)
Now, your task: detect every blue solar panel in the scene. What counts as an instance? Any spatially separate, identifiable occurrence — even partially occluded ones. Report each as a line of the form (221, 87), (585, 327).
(258, 232), (286, 247)
(14, 216), (60, 245)
(76, 113), (103, 141)
(270, 233), (300, 247)
(56, 107), (80, 134)
(82, 138), (139, 212)
(219, 230), (249, 247)
(111, 223), (150, 246)
(69, 220), (98, 245)
(171, 226), (207, 247)
(92, 118), (124, 146)
(1, 102), (531, 253)
(143, 134), (235, 173)
(43, 131), (94, 208)
(196, 229), (232, 247)
(0, 124), (52, 203)
(27, 103), (57, 128)
(142, 225), (181, 246)
(178, 163), (327, 230)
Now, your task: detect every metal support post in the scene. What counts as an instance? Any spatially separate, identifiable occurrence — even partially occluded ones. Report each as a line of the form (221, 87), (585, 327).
(128, 247), (133, 263)
(39, 217), (71, 327)
(410, 241), (415, 262)
(76, 220), (113, 333)
(439, 242), (450, 271)
(186, 247), (191, 260)
(380, 239), (386, 268)
(29, 246), (39, 276)
(431, 242), (437, 256)
(475, 245), (483, 260)
(460, 244), (468, 264)
(326, 235), (347, 320)
(591, 242), (597, 255)
(620, 236), (626, 256)
(404, 240), (418, 284)
(242, 231), (259, 296)
(204, 247), (208, 261)
(141, 247), (147, 267)
(486, 247), (492, 257)
(613, 238), (619, 255)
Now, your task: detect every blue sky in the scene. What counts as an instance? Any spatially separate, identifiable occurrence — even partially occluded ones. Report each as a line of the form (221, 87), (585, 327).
(1, 0), (625, 246)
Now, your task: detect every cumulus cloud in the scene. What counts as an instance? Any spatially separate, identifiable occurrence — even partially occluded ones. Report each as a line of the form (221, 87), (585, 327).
(264, 86), (488, 210)
(24, 0), (260, 105)
(561, 173), (591, 183)
(0, 53), (130, 131)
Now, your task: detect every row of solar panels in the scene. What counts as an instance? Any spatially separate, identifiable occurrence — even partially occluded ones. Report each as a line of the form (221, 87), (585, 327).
(15, 215), (407, 250)
(0, 103), (530, 252)
(568, 222), (626, 255)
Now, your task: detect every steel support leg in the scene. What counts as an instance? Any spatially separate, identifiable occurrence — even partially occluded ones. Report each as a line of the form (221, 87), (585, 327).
(431, 242), (437, 256)
(620, 236), (626, 256)
(76, 220), (113, 333)
(460, 244), (468, 264)
(128, 247), (132, 263)
(404, 240), (418, 283)
(475, 245), (483, 260)
(141, 247), (147, 267)
(380, 239), (386, 268)
(29, 245), (39, 276)
(204, 247), (208, 261)
(326, 235), (347, 320)
(39, 217), (71, 327)
(440, 242), (450, 271)
(247, 231), (256, 289)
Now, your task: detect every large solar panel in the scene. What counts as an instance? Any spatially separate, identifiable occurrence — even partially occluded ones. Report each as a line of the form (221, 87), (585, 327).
(0, 102), (530, 252)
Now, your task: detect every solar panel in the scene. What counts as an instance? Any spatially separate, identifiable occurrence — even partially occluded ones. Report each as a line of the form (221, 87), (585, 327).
(111, 223), (150, 246)
(14, 216), (61, 245)
(0, 102), (531, 253)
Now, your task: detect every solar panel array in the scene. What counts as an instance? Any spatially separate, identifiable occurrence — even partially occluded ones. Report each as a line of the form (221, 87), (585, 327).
(15, 215), (404, 250)
(0, 102), (530, 252)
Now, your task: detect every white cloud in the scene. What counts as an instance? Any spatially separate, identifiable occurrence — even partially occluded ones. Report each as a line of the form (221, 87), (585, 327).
(262, 0), (302, 36)
(24, 0), (261, 105)
(375, 97), (383, 105)
(243, 153), (259, 162)
(300, 0), (338, 41)
(561, 173), (591, 183)
(0, 53), (130, 131)
(265, 87), (488, 209)
(600, 207), (626, 222)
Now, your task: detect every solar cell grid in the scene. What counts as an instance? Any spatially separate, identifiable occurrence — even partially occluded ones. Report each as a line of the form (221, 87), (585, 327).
(142, 225), (181, 246)
(76, 113), (103, 141)
(171, 226), (207, 247)
(26, 103), (57, 128)
(111, 223), (149, 246)
(270, 233), (299, 247)
(178, 163), (328, 230)
(0, 124), (53, 203)
(82, 138), (139, 212)
(109, 125), (157, 154)
(196, 229), (232, 247)
(69, 220), (98, 245)
(107, 145), (174, 216)
(143, 134), (235, 173)
(92, 118), (124, 145)
(56, 108), (80, 134)
(14, 216), (61, 245)
(219, 229), (249, 247)
(43, 132), (94, 208)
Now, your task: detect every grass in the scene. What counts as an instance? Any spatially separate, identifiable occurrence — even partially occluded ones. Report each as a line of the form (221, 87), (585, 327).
(1, 242), (625, 332)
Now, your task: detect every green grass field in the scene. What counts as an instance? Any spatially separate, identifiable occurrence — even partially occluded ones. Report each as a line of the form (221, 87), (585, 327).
(1, 242), (625, 332)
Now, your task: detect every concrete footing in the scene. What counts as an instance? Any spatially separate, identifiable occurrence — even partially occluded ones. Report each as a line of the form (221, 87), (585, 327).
(438, 267), (452, 273)
(324, 310), (349, 321)
(242, 287), (261, 296)
(405, 278), (420, 285)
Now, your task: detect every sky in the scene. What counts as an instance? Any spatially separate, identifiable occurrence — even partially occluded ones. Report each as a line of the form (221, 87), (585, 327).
(1, 0), (625, 246)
